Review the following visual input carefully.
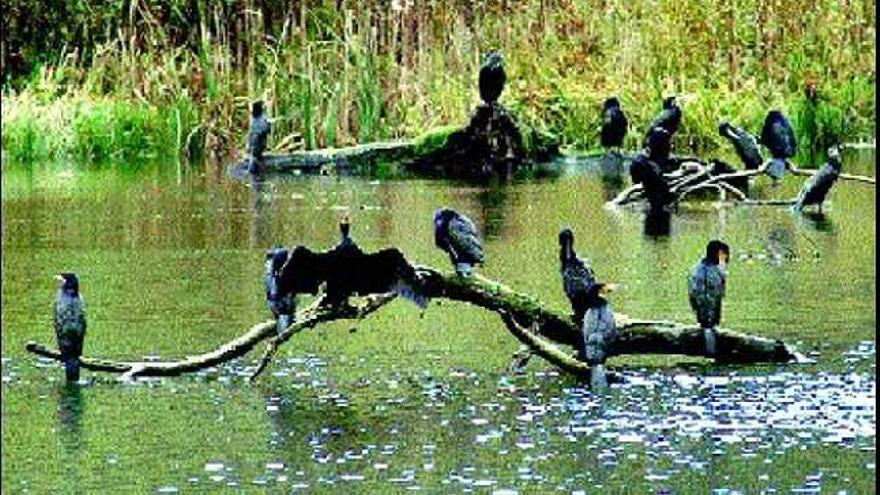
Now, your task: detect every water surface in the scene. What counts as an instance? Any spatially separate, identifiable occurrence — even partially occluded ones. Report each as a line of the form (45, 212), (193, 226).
(2, 151), (875, 493)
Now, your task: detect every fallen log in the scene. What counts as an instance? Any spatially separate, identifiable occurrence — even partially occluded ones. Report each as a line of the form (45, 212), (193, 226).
(228, 103), (561, 180)
(27, 262), (803, 382)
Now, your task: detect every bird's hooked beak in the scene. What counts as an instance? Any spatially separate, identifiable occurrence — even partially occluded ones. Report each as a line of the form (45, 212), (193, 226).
(54, 274), (65, 286)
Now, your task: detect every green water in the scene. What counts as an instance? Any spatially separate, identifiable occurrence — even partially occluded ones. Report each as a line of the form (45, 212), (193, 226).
(1, 152), (875, 493)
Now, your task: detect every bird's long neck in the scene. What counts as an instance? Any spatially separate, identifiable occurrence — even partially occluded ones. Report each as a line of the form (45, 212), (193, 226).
(560, 242), (574, 262)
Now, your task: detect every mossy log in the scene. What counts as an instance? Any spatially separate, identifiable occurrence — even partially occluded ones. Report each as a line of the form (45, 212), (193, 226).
(228, 103), (560, 179)
(26, 263), (802, 382)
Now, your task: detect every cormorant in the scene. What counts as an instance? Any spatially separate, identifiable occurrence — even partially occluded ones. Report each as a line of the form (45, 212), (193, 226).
(687, 240), (730, 356)
(479, 52), (506, 104)
(325, 216), (428, 308)
(718, 121), (764, 170)
(53, 273), (86, 383)
(644, 126), (675, 172)
(558, 228), (596, 326)
(793, 147), (842, 212)
(581, 283), (617, 390)
(247, 100), (271, 173)
(434, 208), (485, 277)
(646, 96), (682, 138)
(600, 97), (628, 149)
(265, 248), (296, 335)
(760, 110), (797, 181)
(629, 153), (674, 211)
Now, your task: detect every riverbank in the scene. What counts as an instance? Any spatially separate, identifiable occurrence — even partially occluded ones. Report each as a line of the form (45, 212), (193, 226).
(2, 0), (875, 166)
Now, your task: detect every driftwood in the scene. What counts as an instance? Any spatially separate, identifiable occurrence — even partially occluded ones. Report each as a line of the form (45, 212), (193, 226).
(228, 103), (560, 180)
(608, 157), (875, 209)
(26, 263), (802, 382)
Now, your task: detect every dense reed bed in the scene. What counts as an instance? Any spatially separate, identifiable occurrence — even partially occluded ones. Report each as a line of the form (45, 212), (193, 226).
(1, 0), (875, 165)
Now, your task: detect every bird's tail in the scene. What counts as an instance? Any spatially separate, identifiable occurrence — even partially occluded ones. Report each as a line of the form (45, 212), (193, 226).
(703, 327), (717, 356)
(276, 314), (291, 336)
(393, 279), (429, 310)
(64, 358), (81, 383)
(455, 263), (474, 277)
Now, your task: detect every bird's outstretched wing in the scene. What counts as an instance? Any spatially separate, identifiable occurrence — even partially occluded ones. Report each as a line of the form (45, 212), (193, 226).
(278, 246), (328, 296)
(448, 215), (484, 264)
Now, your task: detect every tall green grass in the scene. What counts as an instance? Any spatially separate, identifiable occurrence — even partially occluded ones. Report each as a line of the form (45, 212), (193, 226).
(1, 0), (875, 165)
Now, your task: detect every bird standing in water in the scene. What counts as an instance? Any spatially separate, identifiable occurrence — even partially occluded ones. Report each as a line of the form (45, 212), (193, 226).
(558, 228), (596, 326)
(687, 240), (730, 356)
(53, 273), (86, 383)
(760, 110), (797, 182)
(793, 146), (842, 213)
(434, 208), (485, 277)
(600, 97), (628, 151)
(581, 283), (618, 390)
(247, 100), (271, 174)
(479, 52), (506, 105)
(265, 248), (296, 335)
(629, 151), (674, 211)
(719, 121), (764, 170)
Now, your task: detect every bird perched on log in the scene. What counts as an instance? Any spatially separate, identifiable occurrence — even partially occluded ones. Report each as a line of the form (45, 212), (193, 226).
(600, 97), (628, 150)
(247, 99), (271, 174)
(434, 208), (484, 277)
(265, 248), (296, 335)
(558, 228), (596, 326)
(646, 96), (682, 139)
(760, 110), (797, 182)
(53, 273), (86, 383)
(629, 153), (674, 211)
(688, 240), (730, 356)
(581, 282), (618, 390)
(479, 51), (506, 105)
(793, 146), (842, 213)
(719, 121), (764, 170)
(277, 217), (427, 309)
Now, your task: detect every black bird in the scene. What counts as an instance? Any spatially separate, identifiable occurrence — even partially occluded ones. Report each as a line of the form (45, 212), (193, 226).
(277, 245), (328, 298)
(646, 96), (682, 138)
(558, 228), (597, 326)
(760, 110), (797, 181)
(600, 97), (628, 149)
(644, 126), (675, 172)
(719, 121), (764, 170)
(478, 52), (506, 104)
(326, 217), (428, 308)
(247, 100), (271, 173)
(793, 147), (842, 212)
(581, 283), (618, 390)
(687, 240), (730, 356)
(265, 248), (296, 335)
(434, 208), (485, 277)
(629, 153), (674, 211)
(53, 273), (86, 383)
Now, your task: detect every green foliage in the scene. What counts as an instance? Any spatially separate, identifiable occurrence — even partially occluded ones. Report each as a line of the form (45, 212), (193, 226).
(1, 0), (875, 164)
(412, 126), (460, 156)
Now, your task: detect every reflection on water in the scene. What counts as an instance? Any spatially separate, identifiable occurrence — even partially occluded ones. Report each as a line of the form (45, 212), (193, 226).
(0, 148), (874, 492)
(643, 209), (672, 238)
(57, 383), (84, 451)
